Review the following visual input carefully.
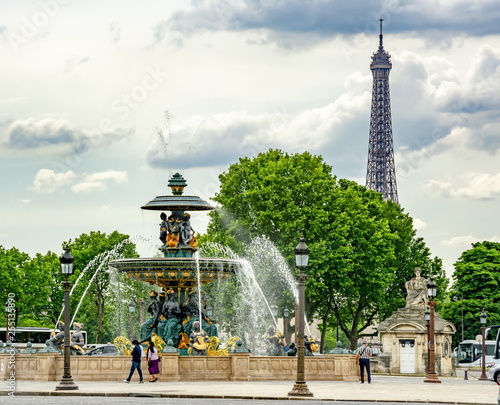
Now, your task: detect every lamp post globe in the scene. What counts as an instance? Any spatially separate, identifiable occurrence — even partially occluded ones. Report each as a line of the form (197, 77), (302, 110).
(288, 236), (313, 397)
(424, 278), (441, 383)
(270, 304), (278, 318)
(479, 310), (488, 381)
(56, 248), (79, 391)
(425, 307), (430, 374)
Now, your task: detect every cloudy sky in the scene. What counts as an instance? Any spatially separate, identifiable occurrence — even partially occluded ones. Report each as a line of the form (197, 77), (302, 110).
(1, 0), (499, 280)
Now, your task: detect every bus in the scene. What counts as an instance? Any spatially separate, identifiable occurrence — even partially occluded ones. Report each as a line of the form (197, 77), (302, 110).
(457, 339), (497, 367)
(0, 327), (88, 350)
(457, 325), (500, 367)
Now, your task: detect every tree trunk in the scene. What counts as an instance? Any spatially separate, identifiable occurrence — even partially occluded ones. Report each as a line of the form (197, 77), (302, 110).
(320, 299), (332, 353)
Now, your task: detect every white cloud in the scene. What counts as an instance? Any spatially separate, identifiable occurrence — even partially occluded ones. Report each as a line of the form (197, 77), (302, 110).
(441, 235), (500, 247)
(441, 235), (478, 247)
(412, 217), (427, 231)
(71, 170), (128, 193)
(454, 172), (500, 199)
(424, 172), (500, 200)
(147, 71), (371, 169)
(6, 118), (77, 149)
(3, 117), (133, 156)
(33, 169), (76, 194)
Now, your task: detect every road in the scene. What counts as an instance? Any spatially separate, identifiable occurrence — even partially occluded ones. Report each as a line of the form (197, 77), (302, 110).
(0, 398), (464, 405)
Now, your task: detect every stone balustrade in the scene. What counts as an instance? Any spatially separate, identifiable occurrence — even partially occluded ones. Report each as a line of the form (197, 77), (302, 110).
(0, 353), (358, 382)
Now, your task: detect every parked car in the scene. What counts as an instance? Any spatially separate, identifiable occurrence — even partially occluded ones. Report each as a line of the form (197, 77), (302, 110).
(488, 363), (500, 385)
(85, 344), (118, 356)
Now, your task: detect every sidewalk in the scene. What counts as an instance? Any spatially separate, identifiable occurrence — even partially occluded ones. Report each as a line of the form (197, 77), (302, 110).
(1, 375), (498, 404)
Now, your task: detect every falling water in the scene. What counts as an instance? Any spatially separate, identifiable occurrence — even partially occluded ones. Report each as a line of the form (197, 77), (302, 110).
(199, 235), (312, 340)
(56, 238), (132, 328)
(194, 251), (203, 322)
(243, 236), (312, 336)
(56, 251), (110, 326)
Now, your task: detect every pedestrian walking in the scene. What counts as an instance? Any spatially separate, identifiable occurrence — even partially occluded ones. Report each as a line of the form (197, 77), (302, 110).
(147, 341), (160, 382)
(356, 341), (372, 383)
(123, 340), (144, 383)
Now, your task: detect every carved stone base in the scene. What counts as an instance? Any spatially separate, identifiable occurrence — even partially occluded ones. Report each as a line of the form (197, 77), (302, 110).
(288, 382), (313, 397)
(55, 376), (79, 390)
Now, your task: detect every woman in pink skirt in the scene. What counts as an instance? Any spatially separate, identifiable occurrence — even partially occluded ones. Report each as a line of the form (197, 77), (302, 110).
(147, 341), (160, 382)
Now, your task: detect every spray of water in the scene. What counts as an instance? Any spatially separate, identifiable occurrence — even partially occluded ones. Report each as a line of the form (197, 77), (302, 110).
(194, 251), (203, 322)
(56, 239), (132, 328)
(199, 235), (312, 340)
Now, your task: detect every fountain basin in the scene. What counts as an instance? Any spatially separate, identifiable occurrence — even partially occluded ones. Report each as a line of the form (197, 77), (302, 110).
(110, 257), (241, 291)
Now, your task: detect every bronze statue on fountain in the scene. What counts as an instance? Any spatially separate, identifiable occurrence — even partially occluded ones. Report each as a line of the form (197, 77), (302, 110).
(49, 321), (86, 355)
(266, 325), (285, 356)
(139, 287), (217, 352)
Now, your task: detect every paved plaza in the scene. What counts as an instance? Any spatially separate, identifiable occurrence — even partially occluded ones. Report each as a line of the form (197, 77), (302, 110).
(1, 375), (498, 404)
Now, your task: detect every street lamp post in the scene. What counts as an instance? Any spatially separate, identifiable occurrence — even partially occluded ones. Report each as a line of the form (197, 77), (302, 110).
(128, 300), (136, 339)
(425, 307), (430, 374)
(284, 308), (290, 345)
(294, 302), (299, 339)
(270, 304), (278, 322)
(139, 298), (145, 326)
(424, 278), (441, 383)
(55, 249), (79, 391)
(479, 310), (488, 381)
(288, 237), (313, 397)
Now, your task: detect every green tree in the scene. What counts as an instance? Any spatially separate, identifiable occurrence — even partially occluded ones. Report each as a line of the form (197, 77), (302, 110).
(207, 149), (442, 350)
(0, 246), (30, 326)
(65, 231), (140, 343)
(18, 251), (62, 326)
(441, 241), (500, 347)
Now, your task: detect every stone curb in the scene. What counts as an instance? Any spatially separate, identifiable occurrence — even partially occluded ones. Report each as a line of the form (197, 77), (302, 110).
(0, 391), (494, 404)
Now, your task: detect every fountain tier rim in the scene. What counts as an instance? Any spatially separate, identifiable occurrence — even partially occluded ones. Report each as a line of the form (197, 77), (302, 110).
(141, 195), (215, 211)
(109, 257), (241, 271)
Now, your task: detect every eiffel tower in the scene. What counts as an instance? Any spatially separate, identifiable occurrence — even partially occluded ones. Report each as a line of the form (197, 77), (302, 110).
(365, 19), (399, 204)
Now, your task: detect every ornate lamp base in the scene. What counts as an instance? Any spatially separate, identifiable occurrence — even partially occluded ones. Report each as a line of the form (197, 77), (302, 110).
(288, 382), (314, 397)
(424, 373), (441, 383)
(55, 377), (79, 391)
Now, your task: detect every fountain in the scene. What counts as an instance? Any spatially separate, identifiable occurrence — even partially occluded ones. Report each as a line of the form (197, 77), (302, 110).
(1, 172), (359, 382)
(109, 173), (243, 351)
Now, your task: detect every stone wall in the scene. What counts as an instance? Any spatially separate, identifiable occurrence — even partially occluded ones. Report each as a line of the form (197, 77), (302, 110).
(0, 353), (359, 382)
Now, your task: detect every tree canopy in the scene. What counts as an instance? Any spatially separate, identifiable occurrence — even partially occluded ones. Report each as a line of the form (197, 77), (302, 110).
(0, 230), (149, 344)
(64, 230), (145, 343)
(206, 149), (444, 350)
(441, 241), (500, 346)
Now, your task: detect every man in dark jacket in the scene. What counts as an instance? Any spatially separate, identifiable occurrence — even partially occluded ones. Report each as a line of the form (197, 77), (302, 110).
(123, 340), (144, 383)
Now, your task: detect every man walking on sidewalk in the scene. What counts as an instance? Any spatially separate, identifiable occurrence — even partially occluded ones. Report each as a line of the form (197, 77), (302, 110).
(356, 341), (373, 384)
(123, 340), (144, 383)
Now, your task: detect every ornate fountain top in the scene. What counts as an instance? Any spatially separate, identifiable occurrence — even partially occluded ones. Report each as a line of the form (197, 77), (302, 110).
(168, 172), (187, 195)
(141, 173), (214, 211)
(110, 173), (240, 303)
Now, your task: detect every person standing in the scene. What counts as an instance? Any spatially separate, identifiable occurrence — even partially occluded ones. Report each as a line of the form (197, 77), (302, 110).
(147, 341), (160, 382)
(123, 340), (144, 383)
(356, 341), (373, 384)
